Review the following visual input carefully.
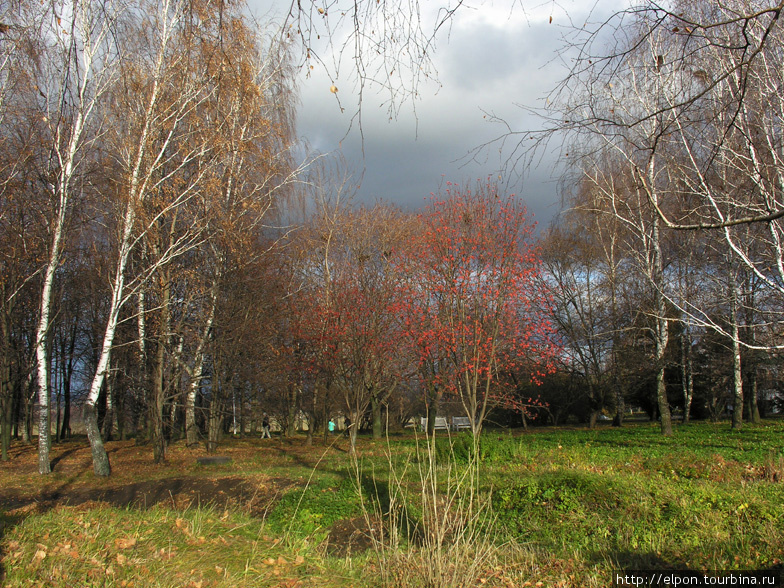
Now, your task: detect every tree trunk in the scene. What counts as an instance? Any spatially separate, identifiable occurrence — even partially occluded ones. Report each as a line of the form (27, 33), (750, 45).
(610, 252), (624, 428)
(83, 195), (137, 476)
(731, 322), (743, 431)
(151, 275), (171, 464)
(681, 325), (693, 424)
(22, 378), (33, 445)
(35, 85), (90, 474)
(1, 307), (12, 461)
(730, 275), (743, 431)
(207, 391), (223, 453)
(238, 384), (245, 438)
(612, 389), (625, 427)
(651, 179), (673, 437)
(588, 409), (599, 429)
(0, 394), (9, 461)
(321, 381), (330, 446)
(186, 282), (217, 446)
(348, 408), (358, 454)
(54, 375), (61, 446)
(748, 373), (761, 424)
(655, 366), (672, 436)
(426, 385), (440, 436)
(285, 385), (298, 438)
(186, 376), (201, 446)
(84, 402), (111, 476)
(103, 376), (114, 442)
(371, 391), (383, 439)
(35, 304), (54, 473)
(116, 382), (126, 441)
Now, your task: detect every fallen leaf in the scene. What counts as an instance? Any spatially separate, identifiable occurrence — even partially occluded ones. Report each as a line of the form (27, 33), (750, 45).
(116, 553), (127, 565)
(294, 555), (305, 566)
(115, 537), (137, 549)
(33, 550), (47, 561)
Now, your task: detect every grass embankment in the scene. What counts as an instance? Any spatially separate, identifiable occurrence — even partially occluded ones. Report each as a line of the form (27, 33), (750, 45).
(1, 421), (783, 587)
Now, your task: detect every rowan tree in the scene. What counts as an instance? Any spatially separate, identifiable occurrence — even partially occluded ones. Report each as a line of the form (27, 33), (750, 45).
(285, 196), (413, 452)
(395, 180), (557, 439)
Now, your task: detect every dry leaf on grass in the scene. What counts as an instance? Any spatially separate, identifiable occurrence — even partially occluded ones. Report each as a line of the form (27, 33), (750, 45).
(115, 537), (137, 549)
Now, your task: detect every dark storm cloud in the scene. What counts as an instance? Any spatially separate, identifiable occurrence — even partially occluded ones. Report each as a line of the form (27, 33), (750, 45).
(290, 1), (617, 225)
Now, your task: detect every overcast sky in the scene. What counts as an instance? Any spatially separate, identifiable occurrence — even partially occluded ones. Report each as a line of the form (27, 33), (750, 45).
(254, 0), (620, 227)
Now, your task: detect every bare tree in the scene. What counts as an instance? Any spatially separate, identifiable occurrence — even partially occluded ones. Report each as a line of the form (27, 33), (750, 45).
(31, 0), (123, 474)
(543, 0), (784, 352)
(539, 201), (631, 428)
(82, 0), (221, 475)
(282, 0), (465, 124)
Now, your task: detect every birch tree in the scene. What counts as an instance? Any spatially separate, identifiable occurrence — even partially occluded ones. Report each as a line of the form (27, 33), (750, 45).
(175, 15), (297, 450)
(33, 0), (123, 474)
(0, 0), (45, 461)
(548, 0), (784, 351)
(82, 0), (218, 475)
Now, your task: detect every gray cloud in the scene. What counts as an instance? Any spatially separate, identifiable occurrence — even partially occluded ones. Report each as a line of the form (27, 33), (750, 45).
(262, 0), (616, 226)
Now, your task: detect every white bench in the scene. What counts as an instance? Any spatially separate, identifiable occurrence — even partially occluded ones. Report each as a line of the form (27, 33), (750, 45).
(419, 417), (450, 432)
(451, 416), (472, 431)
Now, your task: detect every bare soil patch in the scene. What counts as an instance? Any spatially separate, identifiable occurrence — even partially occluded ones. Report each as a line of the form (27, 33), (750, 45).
(326, 516), (377, 556)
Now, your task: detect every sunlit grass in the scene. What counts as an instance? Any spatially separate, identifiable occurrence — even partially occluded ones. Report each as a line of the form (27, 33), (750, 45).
(2, 420), (783, 587)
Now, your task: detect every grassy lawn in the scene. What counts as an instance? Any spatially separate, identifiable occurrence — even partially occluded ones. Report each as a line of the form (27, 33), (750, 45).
(1, 420), (783, 587)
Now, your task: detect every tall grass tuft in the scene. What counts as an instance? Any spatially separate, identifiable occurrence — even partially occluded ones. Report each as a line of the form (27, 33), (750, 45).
(356, 429), (498, 588)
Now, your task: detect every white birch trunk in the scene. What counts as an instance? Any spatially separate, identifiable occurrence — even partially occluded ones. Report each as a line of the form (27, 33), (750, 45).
(84, 201), (135, 476)
(35, 21), (91, 475)
(730, 275), (744, 430)
(82, 0), (184, 476)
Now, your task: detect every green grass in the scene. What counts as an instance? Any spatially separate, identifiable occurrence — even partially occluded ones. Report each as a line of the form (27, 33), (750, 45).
(2, 420), (783, 587)
(0, 502), (366, 588)
(265, 474), (363, 541)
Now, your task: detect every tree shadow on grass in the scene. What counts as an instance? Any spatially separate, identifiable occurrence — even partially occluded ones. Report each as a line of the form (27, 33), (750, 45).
(356, 470), (422, 547)
(49, 444), (85, 471)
